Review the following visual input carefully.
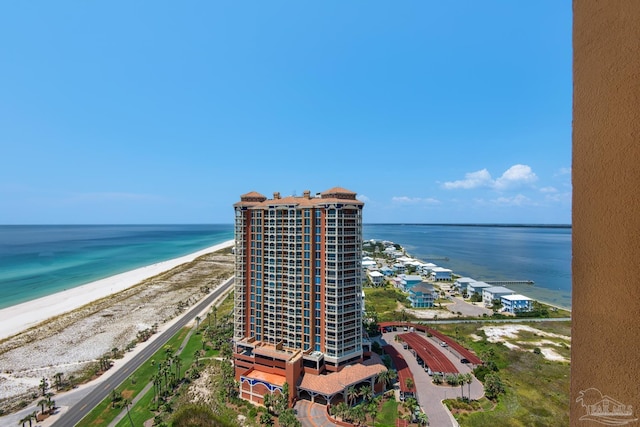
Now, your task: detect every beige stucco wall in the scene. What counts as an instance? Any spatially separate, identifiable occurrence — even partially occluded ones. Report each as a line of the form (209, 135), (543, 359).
(572, 1), (640, 425)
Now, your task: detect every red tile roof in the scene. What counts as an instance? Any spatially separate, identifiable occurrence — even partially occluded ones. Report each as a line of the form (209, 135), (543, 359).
(234, 188), (364, 208)
(298, 357), (386, 396)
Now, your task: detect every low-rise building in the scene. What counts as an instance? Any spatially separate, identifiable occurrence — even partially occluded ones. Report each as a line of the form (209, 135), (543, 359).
(454, 277), (476, 292)
(466, 281), (492, 298)
(380, 266), (394, 276)
(399, 274), (423, 290)
(408, 282), (437, 308)
(367, 270), (385, 286)
(501, 294), (534, 313)
(482, 286), (515, 306)
(392, 263), (406, 274)
(431, 267), (453, 281)
(420, 263), (437, 275)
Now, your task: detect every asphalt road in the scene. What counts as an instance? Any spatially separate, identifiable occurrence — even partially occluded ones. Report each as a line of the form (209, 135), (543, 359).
(52, 277), (234, 427)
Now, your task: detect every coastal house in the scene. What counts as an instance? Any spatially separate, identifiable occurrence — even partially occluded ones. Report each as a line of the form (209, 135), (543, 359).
(454, 277), (476, 292)
(362, 259), (377, 270)
(408, 283), (437, 308)
(501, 294), (534, 313)
(430, 267), (453, 281)
(380, 266), (394, 276)
(482, 286), (515, 306)
(420, 263), (437, 275)
(466, 281), (492, 298)
(367, 270), (385, 286)
(392, 263), (406, 274)
(399, 274), (423, 290)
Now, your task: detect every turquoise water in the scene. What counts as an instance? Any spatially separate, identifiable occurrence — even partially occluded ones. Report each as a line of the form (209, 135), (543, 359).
(0, 225), (234, 309)
(0, 224), (571, 311)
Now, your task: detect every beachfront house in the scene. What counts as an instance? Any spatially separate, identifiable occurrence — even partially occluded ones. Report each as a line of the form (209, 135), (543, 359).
(380, 266), (394, 276)
(430, 267), (453, 281)
(367, 270), (385, 286)
(408, 282), (437, 308)
(392, 263), (406, 274)
(454, 277), (476, 292)
(482, 286), (515, 307)
(397, 256), (414, 265)
(420, 263), (437, 275)
(399, 274), (423, 290)
(501, 294), (534, 313)
(362, 259), (377, 270)
(466, 281), (492, 299)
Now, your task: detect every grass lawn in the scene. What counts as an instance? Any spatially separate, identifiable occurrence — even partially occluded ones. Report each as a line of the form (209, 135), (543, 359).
(77, 327), (191, 427)
(376, 399), (399, 427)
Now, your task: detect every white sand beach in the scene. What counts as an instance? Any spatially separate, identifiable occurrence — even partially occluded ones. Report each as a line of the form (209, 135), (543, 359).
(0, 240), (235, 341)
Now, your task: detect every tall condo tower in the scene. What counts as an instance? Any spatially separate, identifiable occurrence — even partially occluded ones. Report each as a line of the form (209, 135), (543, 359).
(233, 187), (374, 405)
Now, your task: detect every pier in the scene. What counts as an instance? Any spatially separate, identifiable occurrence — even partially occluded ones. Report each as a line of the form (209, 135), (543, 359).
(485, 280), (535, 286)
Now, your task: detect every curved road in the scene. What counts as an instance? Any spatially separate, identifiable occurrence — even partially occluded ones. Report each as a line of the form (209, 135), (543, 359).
(52, 277), (234, 427)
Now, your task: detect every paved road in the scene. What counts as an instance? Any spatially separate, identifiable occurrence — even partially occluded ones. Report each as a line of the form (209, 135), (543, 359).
(295, 400), (337, 427)
(51, 277), (234, 427)
(377, 331), (484, 427)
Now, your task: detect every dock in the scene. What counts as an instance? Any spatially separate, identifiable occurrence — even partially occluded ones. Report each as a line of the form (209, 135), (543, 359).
(485, 280), (535, 286)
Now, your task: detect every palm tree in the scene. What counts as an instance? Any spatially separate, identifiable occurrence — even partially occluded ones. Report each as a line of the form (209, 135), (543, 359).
(465, 373), (474, 400)
(405, 377), (414, 392)
(38, 398), (47, 415)
(368, 398), (380, 425)
(68, 374), (76, 389)
(39, 377), (49, 396)
(211, 306), (218, 328)
(359, 384), (373, 403)
(387, 369), (398, 388)
(458, 373), (465, 398)
(46, 398), (55, 414)
(195, 315), (201, 328)
(346, 385), (358, 406)
(352, 405), (366, 426)
(53, 372), (64, 391)
(416, 411), (429, 426)
(334, 401), (349, 420)
(376, 370), (389, 389)
(123, 398), (134, 427)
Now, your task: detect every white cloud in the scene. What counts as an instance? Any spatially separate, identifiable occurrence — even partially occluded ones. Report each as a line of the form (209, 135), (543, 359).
(544, 192), (572, 204)
(392, 196), (441, 205)
(492, 194), (533, 206)
(442, 169), (493, 189)
(556, 167), (572, 176)
(539, 186), (558, 193)
(494, 165), (538, 190)
(357, 194), (370, 202)
(442, 164), (538, 191)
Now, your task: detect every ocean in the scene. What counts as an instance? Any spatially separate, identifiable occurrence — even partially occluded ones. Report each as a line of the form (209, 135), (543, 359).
(0, 225), (234, 309)
(0, 224), (571, 311)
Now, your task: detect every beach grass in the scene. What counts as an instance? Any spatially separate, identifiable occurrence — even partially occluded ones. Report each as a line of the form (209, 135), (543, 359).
(438, 321), (570, 427)
(363, 286), (412, 321)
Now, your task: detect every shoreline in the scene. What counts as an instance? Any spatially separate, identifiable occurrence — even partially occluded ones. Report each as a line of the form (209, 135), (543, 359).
(0, 239), (235, 341)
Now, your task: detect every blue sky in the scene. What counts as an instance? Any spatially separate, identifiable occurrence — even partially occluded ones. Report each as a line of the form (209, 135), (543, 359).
(0, 1), (572, 225)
